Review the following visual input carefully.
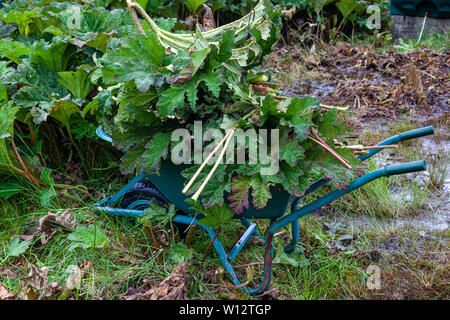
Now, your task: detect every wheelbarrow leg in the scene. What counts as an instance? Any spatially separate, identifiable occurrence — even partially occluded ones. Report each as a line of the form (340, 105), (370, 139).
(283, 199), (302, 253)
(220, 220), (278, 295)
(172, 214), (276, 295)
(220, 222), (277, 295)
(284, 219), (299, 253)
(239, 218), (262, 238)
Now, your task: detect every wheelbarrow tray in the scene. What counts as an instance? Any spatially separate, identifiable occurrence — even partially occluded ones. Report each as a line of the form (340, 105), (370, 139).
(147, 160), (292, 219)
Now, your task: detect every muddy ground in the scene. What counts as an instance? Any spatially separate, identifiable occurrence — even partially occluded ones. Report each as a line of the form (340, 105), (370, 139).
(266, 42), (449, 299)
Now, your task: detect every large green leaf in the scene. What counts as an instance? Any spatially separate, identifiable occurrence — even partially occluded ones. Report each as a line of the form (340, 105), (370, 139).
(182, 0), (207, 14)
(142, 132), (171, 173)
(58, 68), (93, 99)
(195, 203), (234, 228)
(249, 175), (271, 209)
(0, 39), (32, 64)
(31, 41), (77, 73)
(274, 243), (309, 267)
(228, 175), (252, 214)
(99, 31), (167, 92)
(0, 104), (20, 140)
(317, 108), (348, 141)
(0, 7), (41, 36)
(336, 0), (359, 22)
(5, 237), (31, 258)
(67, 225), (109, 251)
(50, 100), (80, 128)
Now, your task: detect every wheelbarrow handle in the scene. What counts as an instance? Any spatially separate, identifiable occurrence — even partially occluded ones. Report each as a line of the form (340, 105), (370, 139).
(385, 160), (427, 176)
(358, 126), (434, 161)
(96, 126), (113, 143)
(397, 126), (434, 141)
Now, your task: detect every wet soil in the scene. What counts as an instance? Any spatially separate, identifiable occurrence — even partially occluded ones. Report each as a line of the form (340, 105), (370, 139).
(271, 42), (449, 124)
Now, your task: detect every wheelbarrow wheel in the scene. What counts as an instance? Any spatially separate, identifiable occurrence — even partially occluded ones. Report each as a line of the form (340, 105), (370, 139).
(118, 178), (168, 210)
(117, 178), (189, 237)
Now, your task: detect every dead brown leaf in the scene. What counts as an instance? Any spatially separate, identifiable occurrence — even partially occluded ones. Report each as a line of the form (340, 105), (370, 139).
(19, 265), (53, 300)
(0, 283), (15, 300)
(120, 262), (189, 300)
(13, 210), (76, 246)
(24, 265), (49, 290)
(201, 4), (215, 31)
(0, 266), (19, 279)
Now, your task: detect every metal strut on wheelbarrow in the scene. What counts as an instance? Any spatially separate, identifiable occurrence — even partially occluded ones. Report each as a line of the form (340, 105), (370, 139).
(94, 125), (434, 295)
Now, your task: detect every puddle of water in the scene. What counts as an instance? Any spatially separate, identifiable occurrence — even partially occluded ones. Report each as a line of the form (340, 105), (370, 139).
(327, 129), (450, 233)
(283, 80), (336, 99)
(394, 211), (449, 231)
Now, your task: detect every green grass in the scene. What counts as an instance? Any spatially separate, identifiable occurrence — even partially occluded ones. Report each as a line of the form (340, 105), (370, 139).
(0, 188), (371, 300)
(394, 32), (450, 53)
(0, 161), (447, 300)
(270, 217), (365, 299)
(346, 31), (450, 54)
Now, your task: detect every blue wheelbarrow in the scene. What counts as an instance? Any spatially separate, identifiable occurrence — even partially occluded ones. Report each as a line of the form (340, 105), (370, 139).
(94, 125), (434, 295)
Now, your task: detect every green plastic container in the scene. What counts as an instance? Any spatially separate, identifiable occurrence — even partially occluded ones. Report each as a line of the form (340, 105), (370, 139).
(390, 0), (450, 18)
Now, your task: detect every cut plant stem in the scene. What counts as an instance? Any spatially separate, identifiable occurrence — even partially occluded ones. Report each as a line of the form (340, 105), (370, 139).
(10, 139), (43, 188)
(126, 0), (145, 34)
(308, 128), (352, 169)
(27, 121), (36, 146)
(310, 127), (350, 164)
(320, 103), (349, 111)
(308, 135), (352, 169)
(182, 122), (238, 195)
(339, 144), (398, 150)
(145, 224), (159, 249)
(192, 124), (236, 201)
(202, 227), (220, 266)
(185, 110), (256, 197)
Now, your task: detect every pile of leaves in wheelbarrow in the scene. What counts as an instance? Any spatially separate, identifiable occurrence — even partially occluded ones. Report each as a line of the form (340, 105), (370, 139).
(96, 0), (365, 219)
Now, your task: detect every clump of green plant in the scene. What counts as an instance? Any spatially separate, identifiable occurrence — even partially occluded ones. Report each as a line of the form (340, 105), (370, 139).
(94, 0), (365, 227)
(0, 0), (139, 187)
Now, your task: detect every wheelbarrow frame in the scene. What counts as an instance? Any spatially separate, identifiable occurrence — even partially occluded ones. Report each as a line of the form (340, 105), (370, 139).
(94, 125), (433, 295)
